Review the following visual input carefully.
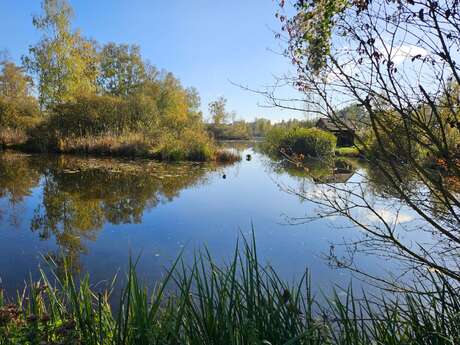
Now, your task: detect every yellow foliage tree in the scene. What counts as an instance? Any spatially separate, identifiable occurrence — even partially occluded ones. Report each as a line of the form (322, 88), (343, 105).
(23, 0), (98, 109)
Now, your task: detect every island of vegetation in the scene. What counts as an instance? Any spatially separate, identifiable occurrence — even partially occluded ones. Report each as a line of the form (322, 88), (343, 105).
(0, 1), (240, 163)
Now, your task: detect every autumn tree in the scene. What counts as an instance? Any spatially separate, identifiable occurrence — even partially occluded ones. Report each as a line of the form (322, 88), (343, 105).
(0, 62), (33, 100)
(23, 0), (98, 109)
(6, 0), (213, 160)
(185, 87), (203, 122)
(209, 97), (230, 125)
(0, 60), (40, 130)
(156, 72), (194, 131)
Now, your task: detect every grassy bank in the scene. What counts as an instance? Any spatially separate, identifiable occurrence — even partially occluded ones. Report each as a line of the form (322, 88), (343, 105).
(4, 133), (240, 163)
(335, 146), (361, 158)
(0, 238), (458, 344)
(36, 134), (239, 163)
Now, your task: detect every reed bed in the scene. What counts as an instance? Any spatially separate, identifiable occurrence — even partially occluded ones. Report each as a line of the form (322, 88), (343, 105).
(56, 133), (152, 157)
(0, 128), (28, 148)
(0, 236), (459, 345)
(23, 131), (241, 163)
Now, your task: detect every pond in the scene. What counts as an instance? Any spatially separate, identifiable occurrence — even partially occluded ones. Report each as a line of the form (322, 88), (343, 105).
(0, 143), (417, 296)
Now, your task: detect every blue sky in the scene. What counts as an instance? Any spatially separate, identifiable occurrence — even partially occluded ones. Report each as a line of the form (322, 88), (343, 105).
(0, 0), (304, 122)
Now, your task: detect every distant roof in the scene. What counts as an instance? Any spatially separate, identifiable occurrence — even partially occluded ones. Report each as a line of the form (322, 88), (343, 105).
(316, 118), (356, 132)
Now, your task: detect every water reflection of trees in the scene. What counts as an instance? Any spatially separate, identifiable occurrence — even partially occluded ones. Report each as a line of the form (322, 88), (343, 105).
(0, 153), (41, 204)
(268, 156), (358, 184)
(217, 140), (252, 153)
(363, 161), (460, 226)
(0, 153), (41, 226)
(270, 155), (458, 223)
(362, 162), (420, 201)
(0, 153), (219, 260)
(269, 152), (460, 287)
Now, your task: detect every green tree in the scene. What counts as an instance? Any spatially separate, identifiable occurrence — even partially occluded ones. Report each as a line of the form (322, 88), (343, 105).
(23, 0), (98, 108)
(186, 86), (203, 122)
(155, 72), (194, 131)
(336, 104), (367, 125)
(98, 43), (146, 96)
(0, 60), (40, 130)
(252, 118), (272, 137)
(209, 97), (230, 125)
(0, 61), (32, 100)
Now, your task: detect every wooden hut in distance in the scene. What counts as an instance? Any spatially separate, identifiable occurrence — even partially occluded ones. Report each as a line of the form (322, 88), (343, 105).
(316, 118), (355, 147)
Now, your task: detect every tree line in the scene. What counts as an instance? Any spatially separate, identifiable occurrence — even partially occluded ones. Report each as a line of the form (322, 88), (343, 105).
(206, 96), (319, 140)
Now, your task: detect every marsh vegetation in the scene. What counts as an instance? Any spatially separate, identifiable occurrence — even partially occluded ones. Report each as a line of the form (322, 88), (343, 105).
(1, 0), (460, 343)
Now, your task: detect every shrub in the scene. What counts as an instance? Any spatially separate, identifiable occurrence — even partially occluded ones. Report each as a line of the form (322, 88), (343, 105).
(263, 127), (286, 153)
(24, 121), (55, 152)
(265, 127), (336, 158)
(0, 96), (41, 148)
(180, 127), (215, 161)
(153, 128), (218, 162)
(25, 94), (224, 162)
(362, 110), (435, 164)
(0, 97), (40, 128)
(43, 94), (157, 137)
(0, 61), (41, 137)
(207, 122), (252, 140)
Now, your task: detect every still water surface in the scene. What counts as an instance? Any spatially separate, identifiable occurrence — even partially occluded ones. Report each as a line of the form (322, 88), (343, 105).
(0, 143), (406, 295)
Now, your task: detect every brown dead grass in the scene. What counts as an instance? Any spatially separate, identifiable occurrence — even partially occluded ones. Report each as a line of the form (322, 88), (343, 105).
(0, 128), (28, 147)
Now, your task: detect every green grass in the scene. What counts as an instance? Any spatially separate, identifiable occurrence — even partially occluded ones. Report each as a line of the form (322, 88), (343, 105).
(335, 146), (361, 158)
(0, 236), (459, 344)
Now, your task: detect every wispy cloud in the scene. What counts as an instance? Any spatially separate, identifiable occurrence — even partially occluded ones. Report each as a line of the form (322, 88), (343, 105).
(327, 42), (429, 83)
(377, 43), (428, 65)
(366, 208), (414, 225)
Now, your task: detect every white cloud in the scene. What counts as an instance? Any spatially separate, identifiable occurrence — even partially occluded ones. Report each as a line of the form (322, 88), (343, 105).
(380, 43), (428, 66)
(326, 43), (429, 83)
(366, 208), (414, 225)
(302, 185), (340, 200)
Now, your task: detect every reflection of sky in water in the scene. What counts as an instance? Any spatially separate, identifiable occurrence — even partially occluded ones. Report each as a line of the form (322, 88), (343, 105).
(0, 148), (427, 297)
